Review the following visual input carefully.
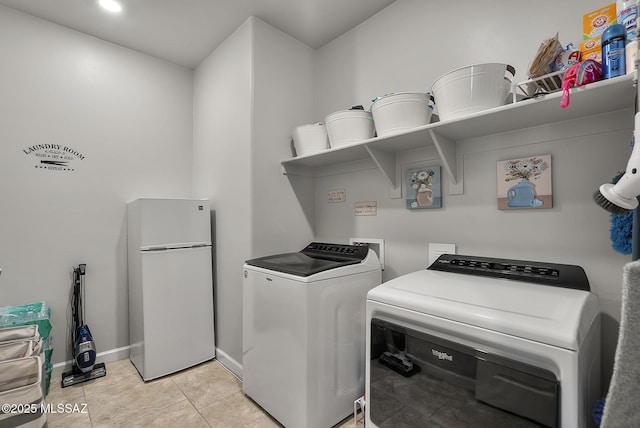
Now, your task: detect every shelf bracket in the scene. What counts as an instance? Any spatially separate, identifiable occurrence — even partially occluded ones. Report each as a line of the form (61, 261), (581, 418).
(281, 163), (314, 177)
(428, 129), (463, 195)
(365, 146), (401, 197)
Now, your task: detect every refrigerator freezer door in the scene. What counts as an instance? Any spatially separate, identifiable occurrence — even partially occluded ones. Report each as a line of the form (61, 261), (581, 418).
(137, 246), (214, 380)
(134, 198), (211, 248)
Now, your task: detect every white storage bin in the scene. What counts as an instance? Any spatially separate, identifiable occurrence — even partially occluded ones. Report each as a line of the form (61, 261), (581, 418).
(0, 356), (46, 427)
(292, 123), (329, 156)
(370, 92), (433, 138)
(0, 325), (39, 343)
(325, 109), (375, 148)
(432, 63), (515, 121)
(0, 339), (41, 362)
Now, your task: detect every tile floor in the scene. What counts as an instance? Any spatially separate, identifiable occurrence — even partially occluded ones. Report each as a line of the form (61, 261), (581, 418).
(46, 358), (361, 428)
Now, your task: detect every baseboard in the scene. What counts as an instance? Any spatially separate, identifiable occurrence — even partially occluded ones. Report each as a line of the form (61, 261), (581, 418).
(215, 347), (243, 379)
(51, 345), (243, 381)
(51, 345), (131, 378)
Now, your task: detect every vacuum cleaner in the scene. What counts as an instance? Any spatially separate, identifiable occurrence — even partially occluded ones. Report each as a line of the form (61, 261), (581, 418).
(61, 264), (107, 388)
(378, 329), (420, 377)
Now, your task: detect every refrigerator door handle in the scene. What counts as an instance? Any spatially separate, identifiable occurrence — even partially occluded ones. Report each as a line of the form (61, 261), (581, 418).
(190, 243), (212, 248)
(141, 243), (211, 252)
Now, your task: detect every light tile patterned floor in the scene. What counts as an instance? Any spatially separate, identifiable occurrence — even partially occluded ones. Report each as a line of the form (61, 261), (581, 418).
(45, 359), (362, 428)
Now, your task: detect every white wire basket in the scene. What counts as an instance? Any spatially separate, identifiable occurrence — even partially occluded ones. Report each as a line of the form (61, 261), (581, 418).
(512, 70), (564, 102)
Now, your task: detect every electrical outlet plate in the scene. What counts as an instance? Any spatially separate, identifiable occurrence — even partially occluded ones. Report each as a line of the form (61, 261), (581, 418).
(349, 238), (384, 270)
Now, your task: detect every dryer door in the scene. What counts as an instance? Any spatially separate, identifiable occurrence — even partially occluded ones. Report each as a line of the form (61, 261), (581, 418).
(368, 318), (559, 428)
(476, 358), (559, 427)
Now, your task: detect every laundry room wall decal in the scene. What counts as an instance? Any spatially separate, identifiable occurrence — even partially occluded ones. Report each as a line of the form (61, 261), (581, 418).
(22, 144), (85, 172)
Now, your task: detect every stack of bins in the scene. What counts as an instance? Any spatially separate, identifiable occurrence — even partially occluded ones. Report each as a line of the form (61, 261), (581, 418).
(0, 325), (47, 427)
(0, 302), (52, 396)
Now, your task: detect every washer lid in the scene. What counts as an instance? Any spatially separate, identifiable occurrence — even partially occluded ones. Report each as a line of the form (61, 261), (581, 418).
(367, 268), (599, 351)
(245, 242), (370, 277)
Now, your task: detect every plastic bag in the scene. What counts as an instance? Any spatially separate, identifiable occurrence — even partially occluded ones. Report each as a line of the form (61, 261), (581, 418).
(529, 33), (563, 78)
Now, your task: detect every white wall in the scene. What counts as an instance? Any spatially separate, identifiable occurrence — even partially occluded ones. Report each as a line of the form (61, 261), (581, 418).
(193, 17), (315, 375)
(315, 0), (610, 116)
(251, 18), (315, 256)
(0, 6), (194, 364)
(312, 0), (632, 389)
(192, 19), (253, 374)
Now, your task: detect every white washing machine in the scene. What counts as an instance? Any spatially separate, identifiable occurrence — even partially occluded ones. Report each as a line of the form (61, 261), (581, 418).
(366, 254), (600, 428)
(243, 242), (382, 428)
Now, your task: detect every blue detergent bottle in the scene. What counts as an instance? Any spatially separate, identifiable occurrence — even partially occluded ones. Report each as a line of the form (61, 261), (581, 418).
(602, 24), (627, 78)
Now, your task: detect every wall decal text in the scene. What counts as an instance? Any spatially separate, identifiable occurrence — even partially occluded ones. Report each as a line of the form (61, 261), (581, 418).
(23, 144), (85, 172)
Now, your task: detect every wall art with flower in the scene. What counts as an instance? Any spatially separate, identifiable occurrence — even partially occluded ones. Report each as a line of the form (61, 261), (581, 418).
(406, 166), (441, 210)
(497, 155), (552, 210)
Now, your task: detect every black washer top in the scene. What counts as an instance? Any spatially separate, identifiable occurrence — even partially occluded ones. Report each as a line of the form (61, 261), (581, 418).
(428, 254), (590, 291)
(245, 242), (369, 277)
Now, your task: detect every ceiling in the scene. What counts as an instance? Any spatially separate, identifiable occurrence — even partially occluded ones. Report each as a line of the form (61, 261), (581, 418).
(0, 0), (395, 69)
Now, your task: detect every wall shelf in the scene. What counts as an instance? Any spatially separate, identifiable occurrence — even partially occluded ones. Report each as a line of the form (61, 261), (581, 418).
(281, 73), (635, 195)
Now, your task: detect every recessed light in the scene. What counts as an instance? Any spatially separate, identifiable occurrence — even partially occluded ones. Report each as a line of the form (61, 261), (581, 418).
(98, 0), (123, 13)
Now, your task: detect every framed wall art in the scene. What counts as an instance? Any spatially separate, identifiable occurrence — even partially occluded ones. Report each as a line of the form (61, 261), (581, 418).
(406, 166), (441, 210)
(497, 155), (552, 210)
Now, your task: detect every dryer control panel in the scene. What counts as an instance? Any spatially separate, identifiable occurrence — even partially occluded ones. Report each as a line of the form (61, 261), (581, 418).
(429, 254), (590, 291)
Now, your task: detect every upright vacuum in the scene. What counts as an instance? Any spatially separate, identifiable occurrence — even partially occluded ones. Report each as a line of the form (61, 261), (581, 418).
(61, 264), (107, 387)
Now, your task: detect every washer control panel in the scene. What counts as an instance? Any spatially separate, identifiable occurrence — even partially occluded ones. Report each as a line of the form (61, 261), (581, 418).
(302, 242), (368, 261)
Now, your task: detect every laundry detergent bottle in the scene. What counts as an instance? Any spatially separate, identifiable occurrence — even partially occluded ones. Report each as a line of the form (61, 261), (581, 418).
(617, 0), (638, 41)
(602, 24), (627, 78)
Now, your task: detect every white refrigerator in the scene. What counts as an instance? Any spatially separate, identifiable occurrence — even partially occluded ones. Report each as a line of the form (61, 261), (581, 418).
(127, 198), (215, 381)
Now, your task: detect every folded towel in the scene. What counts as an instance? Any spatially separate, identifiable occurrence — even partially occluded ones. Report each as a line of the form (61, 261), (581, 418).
(601, 260), (640, 427)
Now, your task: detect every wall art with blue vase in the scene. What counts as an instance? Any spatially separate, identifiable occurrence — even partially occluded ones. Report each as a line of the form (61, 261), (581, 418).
(497, 155), (552, 210)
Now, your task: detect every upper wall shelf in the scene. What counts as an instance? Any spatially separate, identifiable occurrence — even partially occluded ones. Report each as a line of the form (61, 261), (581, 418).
(281, 73), (635, 193)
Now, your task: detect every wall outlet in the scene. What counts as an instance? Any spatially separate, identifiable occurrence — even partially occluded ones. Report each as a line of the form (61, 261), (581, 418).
(349, 238), (384, 270)
(429, 243), (456, 266)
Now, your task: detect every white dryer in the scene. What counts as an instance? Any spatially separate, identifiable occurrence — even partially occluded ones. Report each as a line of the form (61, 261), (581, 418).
(243, 242), (382, 428)
(366, 254), (600, 428)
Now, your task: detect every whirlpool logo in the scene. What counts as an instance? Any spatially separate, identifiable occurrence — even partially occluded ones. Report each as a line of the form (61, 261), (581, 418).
(432, 349), (453, 362)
